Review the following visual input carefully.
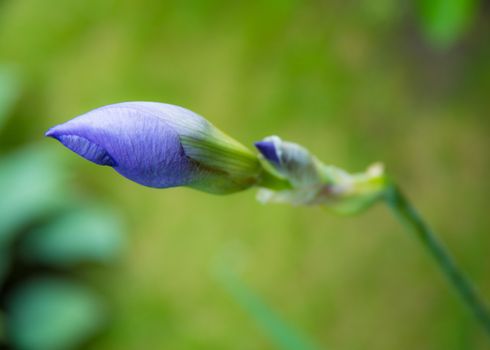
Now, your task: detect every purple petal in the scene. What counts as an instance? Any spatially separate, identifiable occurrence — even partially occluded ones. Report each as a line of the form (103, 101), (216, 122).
(45, 102), (205, 189)
(45, 132), (116, 167)
(254, 141), (280, 165)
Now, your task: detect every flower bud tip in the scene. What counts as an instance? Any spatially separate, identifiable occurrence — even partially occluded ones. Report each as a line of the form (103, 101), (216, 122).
(254, 141), (280, 165)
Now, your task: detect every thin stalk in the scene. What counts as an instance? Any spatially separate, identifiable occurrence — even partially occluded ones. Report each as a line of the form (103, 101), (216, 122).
(384, 184), (490, 336)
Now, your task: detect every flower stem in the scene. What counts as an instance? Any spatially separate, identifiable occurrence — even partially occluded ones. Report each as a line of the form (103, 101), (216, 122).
(384, 184), (490, 337)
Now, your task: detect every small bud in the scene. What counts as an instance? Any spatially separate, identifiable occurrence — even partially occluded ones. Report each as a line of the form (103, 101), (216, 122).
(255, 136), (387, 213)
(46, 102), (261, 194)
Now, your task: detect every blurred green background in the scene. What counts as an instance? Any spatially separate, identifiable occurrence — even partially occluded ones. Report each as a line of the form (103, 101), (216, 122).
(1, 0), (489, 349)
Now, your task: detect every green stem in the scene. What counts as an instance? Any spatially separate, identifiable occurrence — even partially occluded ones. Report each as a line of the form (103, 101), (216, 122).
(384, 184), (490, 337)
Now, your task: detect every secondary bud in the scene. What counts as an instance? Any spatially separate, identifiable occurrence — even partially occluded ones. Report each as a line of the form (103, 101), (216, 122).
(255, 136), (387, 213)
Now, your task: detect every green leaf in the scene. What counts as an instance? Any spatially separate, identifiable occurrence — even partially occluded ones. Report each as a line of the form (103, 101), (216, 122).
(0, 146), (70, 248)
(7, 278), (106, 350)
(20, 206), (124, 266)
(416, 0), (479, 48)
(0, 65), (22, 130)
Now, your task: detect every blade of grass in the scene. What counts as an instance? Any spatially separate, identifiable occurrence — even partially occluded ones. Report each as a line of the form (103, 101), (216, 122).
(213, 261), (320, 350)
(385, 184), (490, 337)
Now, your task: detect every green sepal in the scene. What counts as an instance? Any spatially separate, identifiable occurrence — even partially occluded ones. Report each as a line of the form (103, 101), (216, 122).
(180, 127), (262, 194)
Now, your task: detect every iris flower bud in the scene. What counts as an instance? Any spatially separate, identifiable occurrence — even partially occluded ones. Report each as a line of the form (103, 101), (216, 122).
(255, 136), (387, 213)
(46, 102), (262, 194)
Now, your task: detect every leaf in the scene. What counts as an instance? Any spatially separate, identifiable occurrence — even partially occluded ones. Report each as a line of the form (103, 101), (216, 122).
(20, 206), (124, 266)
(0, 65), (22, 130)
(416, 0), (479, 48)
(7, 278), (106, 350)
(0, 146), (70, 248)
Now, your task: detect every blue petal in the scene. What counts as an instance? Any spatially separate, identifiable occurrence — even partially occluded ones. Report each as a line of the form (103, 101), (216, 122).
(45, 132), (116, 167)
(255, 141), (280, 165)
(45, 102), (204, 189)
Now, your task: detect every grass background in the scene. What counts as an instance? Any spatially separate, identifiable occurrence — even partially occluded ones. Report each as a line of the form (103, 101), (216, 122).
(1, 0), (489, 348)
